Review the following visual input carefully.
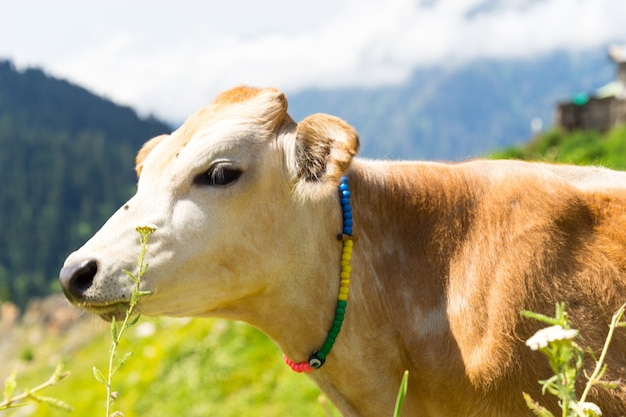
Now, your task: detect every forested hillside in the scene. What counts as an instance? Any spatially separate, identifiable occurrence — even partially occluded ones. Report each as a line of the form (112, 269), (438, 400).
(0, 61), (171, 308)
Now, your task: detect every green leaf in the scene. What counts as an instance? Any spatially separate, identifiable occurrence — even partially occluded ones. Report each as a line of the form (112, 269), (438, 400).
(51, 363), (70, 383)
(521, 310), (561, 326)
(113, 352), (134, 375)
(393, 370), (409, 417)
(127, 314), (141, 328)
(596, 379), (620, 391)
(123, 269), (139, 284)
(3, 371), (17, 402)
(92, 366), (107, 386)
(27, 392), (74, 412)
(110, 316), (119, 339)
(523, 392), (555, 417)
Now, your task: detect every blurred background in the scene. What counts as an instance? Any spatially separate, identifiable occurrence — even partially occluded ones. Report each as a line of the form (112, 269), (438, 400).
(0, 0), (625, 415)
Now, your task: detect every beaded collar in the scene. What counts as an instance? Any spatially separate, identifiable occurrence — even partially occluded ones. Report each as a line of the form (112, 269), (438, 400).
(283, 176), (354, 373)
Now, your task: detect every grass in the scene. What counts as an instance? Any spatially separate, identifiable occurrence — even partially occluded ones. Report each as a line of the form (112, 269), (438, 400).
(393, 371), (409, 417)
(491, 126), (626, 170)
(1, 317), (327, 416)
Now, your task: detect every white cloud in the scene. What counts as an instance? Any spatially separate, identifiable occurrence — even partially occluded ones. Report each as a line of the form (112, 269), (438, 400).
(1, 0), (624, 122)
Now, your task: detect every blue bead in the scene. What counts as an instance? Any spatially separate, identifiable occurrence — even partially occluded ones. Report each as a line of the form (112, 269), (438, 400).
(341, 190), (350, 198)
(342, 205), (352, 212)
(343, 212), (352, 220)
(344, 219), (353, 227)
(339, 183), (349, 191)
(343, 227), (352, 235)
(341, 198), (350, 206)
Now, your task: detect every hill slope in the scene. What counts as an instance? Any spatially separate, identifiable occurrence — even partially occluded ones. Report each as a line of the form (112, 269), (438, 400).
(0, 60), (171, 308)
(1, 300), (327, 417)
(491, 126), (626, 170)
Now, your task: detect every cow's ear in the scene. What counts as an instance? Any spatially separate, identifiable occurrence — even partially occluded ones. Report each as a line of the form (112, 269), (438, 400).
(289, 114), (359, 199)
(135, 134), (168, 178)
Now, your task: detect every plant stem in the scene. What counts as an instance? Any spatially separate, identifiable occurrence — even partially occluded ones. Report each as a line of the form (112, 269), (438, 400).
(105, 309), (136, 416)
(0, 365), (70, 410)
(579, 302), (626, 403)
(102, 225), (154, 417)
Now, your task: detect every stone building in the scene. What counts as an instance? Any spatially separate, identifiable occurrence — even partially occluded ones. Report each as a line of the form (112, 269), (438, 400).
(556, 45), (626, 131)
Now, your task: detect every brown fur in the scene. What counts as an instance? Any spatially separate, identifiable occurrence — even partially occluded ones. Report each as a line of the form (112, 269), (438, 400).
(135, 134), (167, 177)
(326, 161), (626, 416)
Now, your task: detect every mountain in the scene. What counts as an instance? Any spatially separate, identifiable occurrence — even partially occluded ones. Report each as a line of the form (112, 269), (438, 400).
(0, 60), (171, 308)
(287, 48), (615, 160)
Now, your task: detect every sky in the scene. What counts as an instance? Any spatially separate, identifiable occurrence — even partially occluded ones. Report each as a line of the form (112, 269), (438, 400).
(1, 0), (625, 123)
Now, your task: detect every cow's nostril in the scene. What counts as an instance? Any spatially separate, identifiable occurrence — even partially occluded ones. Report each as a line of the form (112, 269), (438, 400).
(59, 259), (98, 301)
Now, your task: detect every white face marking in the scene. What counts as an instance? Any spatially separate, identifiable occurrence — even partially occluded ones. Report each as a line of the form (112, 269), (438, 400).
(61, 89), (300, 318)
(60, 86), (359, 323)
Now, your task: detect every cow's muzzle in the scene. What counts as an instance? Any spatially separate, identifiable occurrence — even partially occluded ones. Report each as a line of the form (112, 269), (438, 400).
(59, 259), (98, 303)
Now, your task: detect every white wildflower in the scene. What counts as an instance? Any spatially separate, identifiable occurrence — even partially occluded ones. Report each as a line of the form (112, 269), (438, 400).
(134, 322), (156, 338)
(578, 401), (602, 416)
(525, 325), (579, 350)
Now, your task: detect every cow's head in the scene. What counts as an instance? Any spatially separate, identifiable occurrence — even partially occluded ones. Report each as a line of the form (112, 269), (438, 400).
(59, 86), (359, 320)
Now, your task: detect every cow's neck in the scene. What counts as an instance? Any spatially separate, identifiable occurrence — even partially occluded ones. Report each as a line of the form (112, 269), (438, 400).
(310, 160), (474, 413)
(218, 160), (473, 415)
(215, 180), (347, 366)
(347, 159), (472, 305)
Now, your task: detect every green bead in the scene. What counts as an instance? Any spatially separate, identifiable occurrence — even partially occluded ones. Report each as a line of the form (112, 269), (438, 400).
(337, 300), (348, 308)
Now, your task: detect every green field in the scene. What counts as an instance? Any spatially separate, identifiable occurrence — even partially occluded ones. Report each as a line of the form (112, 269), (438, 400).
(491, 126), (626, 170)
(2, 313), (333, 416)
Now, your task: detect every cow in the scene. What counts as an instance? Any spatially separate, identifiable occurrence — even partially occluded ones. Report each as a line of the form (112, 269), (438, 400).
(60, 86), (626, 416)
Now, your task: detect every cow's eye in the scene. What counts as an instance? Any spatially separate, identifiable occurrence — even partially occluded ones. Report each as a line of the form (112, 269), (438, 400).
(194, 164), (242, 186)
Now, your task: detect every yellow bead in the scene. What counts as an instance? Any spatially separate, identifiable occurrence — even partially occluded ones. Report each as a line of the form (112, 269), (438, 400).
(339, 287), (349, 295)
(341, 279), (350, 286)
(342, 265), (352, 273)
(341, 253), (351, 261)
(345, 239), (354, 247)
(341, 271), (350, 279)
(341, 260), (350, 267)
(342, 245), (352, 254)
(338, 293), (348, 301)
